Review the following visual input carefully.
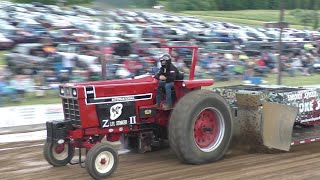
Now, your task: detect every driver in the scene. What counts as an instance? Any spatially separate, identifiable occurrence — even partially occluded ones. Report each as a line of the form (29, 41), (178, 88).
(155, 54), (180, 110)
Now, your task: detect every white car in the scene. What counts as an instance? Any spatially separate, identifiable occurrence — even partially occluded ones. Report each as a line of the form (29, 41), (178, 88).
(314, 60), (320, 73)
(282, 33), (304, 42)
(265, 31), (304, 42)
(0, 33), (14, 50)
(230, 30), (256, 42)
(164, 15), (181, 22)
(91, 30), (123, 40)
(176, 23), (203, 32)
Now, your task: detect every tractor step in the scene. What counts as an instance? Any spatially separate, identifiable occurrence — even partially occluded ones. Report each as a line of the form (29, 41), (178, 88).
(148, 104), (173, 111)
(158, 107), (173, 111)
(291, 124), (320, 146)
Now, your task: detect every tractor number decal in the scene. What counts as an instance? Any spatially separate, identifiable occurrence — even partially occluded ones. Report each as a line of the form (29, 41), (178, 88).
(96, 101), (136, 128)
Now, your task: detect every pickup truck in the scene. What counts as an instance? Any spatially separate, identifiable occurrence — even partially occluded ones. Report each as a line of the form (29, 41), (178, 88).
(5, 43), (49, 73)
(162, 28), (188, 41)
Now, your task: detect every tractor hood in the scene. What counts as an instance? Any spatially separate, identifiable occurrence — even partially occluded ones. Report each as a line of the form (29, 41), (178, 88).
(58, 75), (158, 102)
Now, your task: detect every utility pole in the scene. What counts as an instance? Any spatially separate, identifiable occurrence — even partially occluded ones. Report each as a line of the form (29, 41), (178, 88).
(101, 17), (107, 80)
(94, 0), (107, 80)
(313, 0), (319, 30)
(277, 0), (285, 85)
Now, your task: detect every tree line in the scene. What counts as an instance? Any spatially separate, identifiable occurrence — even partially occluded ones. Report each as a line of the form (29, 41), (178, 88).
(13, 0), (92, 5)
(13, 0), (157, 8)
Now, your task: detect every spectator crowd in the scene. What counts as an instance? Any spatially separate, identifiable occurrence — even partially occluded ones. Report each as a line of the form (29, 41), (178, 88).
(0, 1), (320, 106)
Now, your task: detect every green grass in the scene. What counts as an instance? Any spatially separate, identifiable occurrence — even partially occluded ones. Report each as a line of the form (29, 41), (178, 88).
(3, 91), (61, 107)
(179, 10), (313, 30)
(214, 73), (320, 87)
(0, 51), (6, 66)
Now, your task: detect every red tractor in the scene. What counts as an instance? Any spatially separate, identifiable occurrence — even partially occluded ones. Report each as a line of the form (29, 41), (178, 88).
(44, 46), (233, 179)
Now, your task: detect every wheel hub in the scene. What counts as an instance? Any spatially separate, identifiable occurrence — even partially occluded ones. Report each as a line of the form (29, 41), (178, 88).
(95, 151), (114, 174)
(202, 127), (213, 133)
(194, 109), (218, 148)
(100, 158), (107, 165)
(55, 144), (65, 154)
(52, 143), (69, 160)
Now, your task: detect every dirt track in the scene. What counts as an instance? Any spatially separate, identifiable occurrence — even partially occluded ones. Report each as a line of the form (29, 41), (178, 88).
(1, 140), (320, 180)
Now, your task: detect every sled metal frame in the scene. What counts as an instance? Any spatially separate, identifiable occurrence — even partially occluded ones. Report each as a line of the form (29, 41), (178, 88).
(291, 125), (320, 145)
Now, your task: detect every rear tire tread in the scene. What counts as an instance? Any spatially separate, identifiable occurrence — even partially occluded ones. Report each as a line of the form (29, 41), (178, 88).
(169, 90), (233, 164)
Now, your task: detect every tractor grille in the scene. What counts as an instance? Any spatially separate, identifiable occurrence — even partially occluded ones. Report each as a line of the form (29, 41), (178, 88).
(62, 98), (81, 125)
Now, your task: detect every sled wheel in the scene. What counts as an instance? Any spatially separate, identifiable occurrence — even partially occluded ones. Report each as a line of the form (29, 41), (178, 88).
(169, 90), (233, 164)
(85, 143), (118, 180)
(43, 141), (75, 167)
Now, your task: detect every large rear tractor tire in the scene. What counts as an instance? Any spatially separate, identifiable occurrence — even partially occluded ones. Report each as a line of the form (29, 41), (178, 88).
(169, 90), (233, 164)
(85, 143), (119, 180)
(43, 141), (75, 167)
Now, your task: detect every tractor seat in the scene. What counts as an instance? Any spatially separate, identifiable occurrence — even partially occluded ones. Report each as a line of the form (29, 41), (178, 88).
(176, 72), (184, 80)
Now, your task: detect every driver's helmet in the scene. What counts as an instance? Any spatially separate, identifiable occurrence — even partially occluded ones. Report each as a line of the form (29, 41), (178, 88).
(159, 54), (172, 66)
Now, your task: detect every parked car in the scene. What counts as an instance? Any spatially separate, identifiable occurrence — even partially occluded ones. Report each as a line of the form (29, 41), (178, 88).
(5, 43), (51, 73)
(313, 59), (320, 73)
(243, 27), (273, 42)
(207, 30), (243, 43)
(16, 22), (47, 36)
(47, 29), (90, 44)
(200, 42), (241, 54)
(0, 33), (14, 50)
(119, 23), (142, 41)
(162, 28), (188, 41)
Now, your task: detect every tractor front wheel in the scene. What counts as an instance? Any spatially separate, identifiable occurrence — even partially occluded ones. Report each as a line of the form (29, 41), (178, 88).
(43, 141), (75, 167)
(85, 143), (119, 180)
(169, 90), (233, 164)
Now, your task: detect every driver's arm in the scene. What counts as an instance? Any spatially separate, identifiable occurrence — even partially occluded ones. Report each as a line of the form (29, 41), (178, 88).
(155, 68), (163, 80)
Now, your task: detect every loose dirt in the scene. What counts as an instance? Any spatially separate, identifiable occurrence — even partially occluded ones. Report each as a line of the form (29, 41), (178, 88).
(1, 140), (320, 180)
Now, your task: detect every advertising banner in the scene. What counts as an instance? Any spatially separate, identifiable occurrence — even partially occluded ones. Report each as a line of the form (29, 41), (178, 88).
(0, 104), (64, 128)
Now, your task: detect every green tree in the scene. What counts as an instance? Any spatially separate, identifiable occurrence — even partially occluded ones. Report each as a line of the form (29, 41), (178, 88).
(267, 0), (279, 9)
(208, 0), (218, 10)
(13, 0), (57, 4)
(167, 0), (189, 11)
(292, 10), (314, 29)
(294, 0), (303, 9)
(131, 0), (157, 8)
(13, 0), (93, 5)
